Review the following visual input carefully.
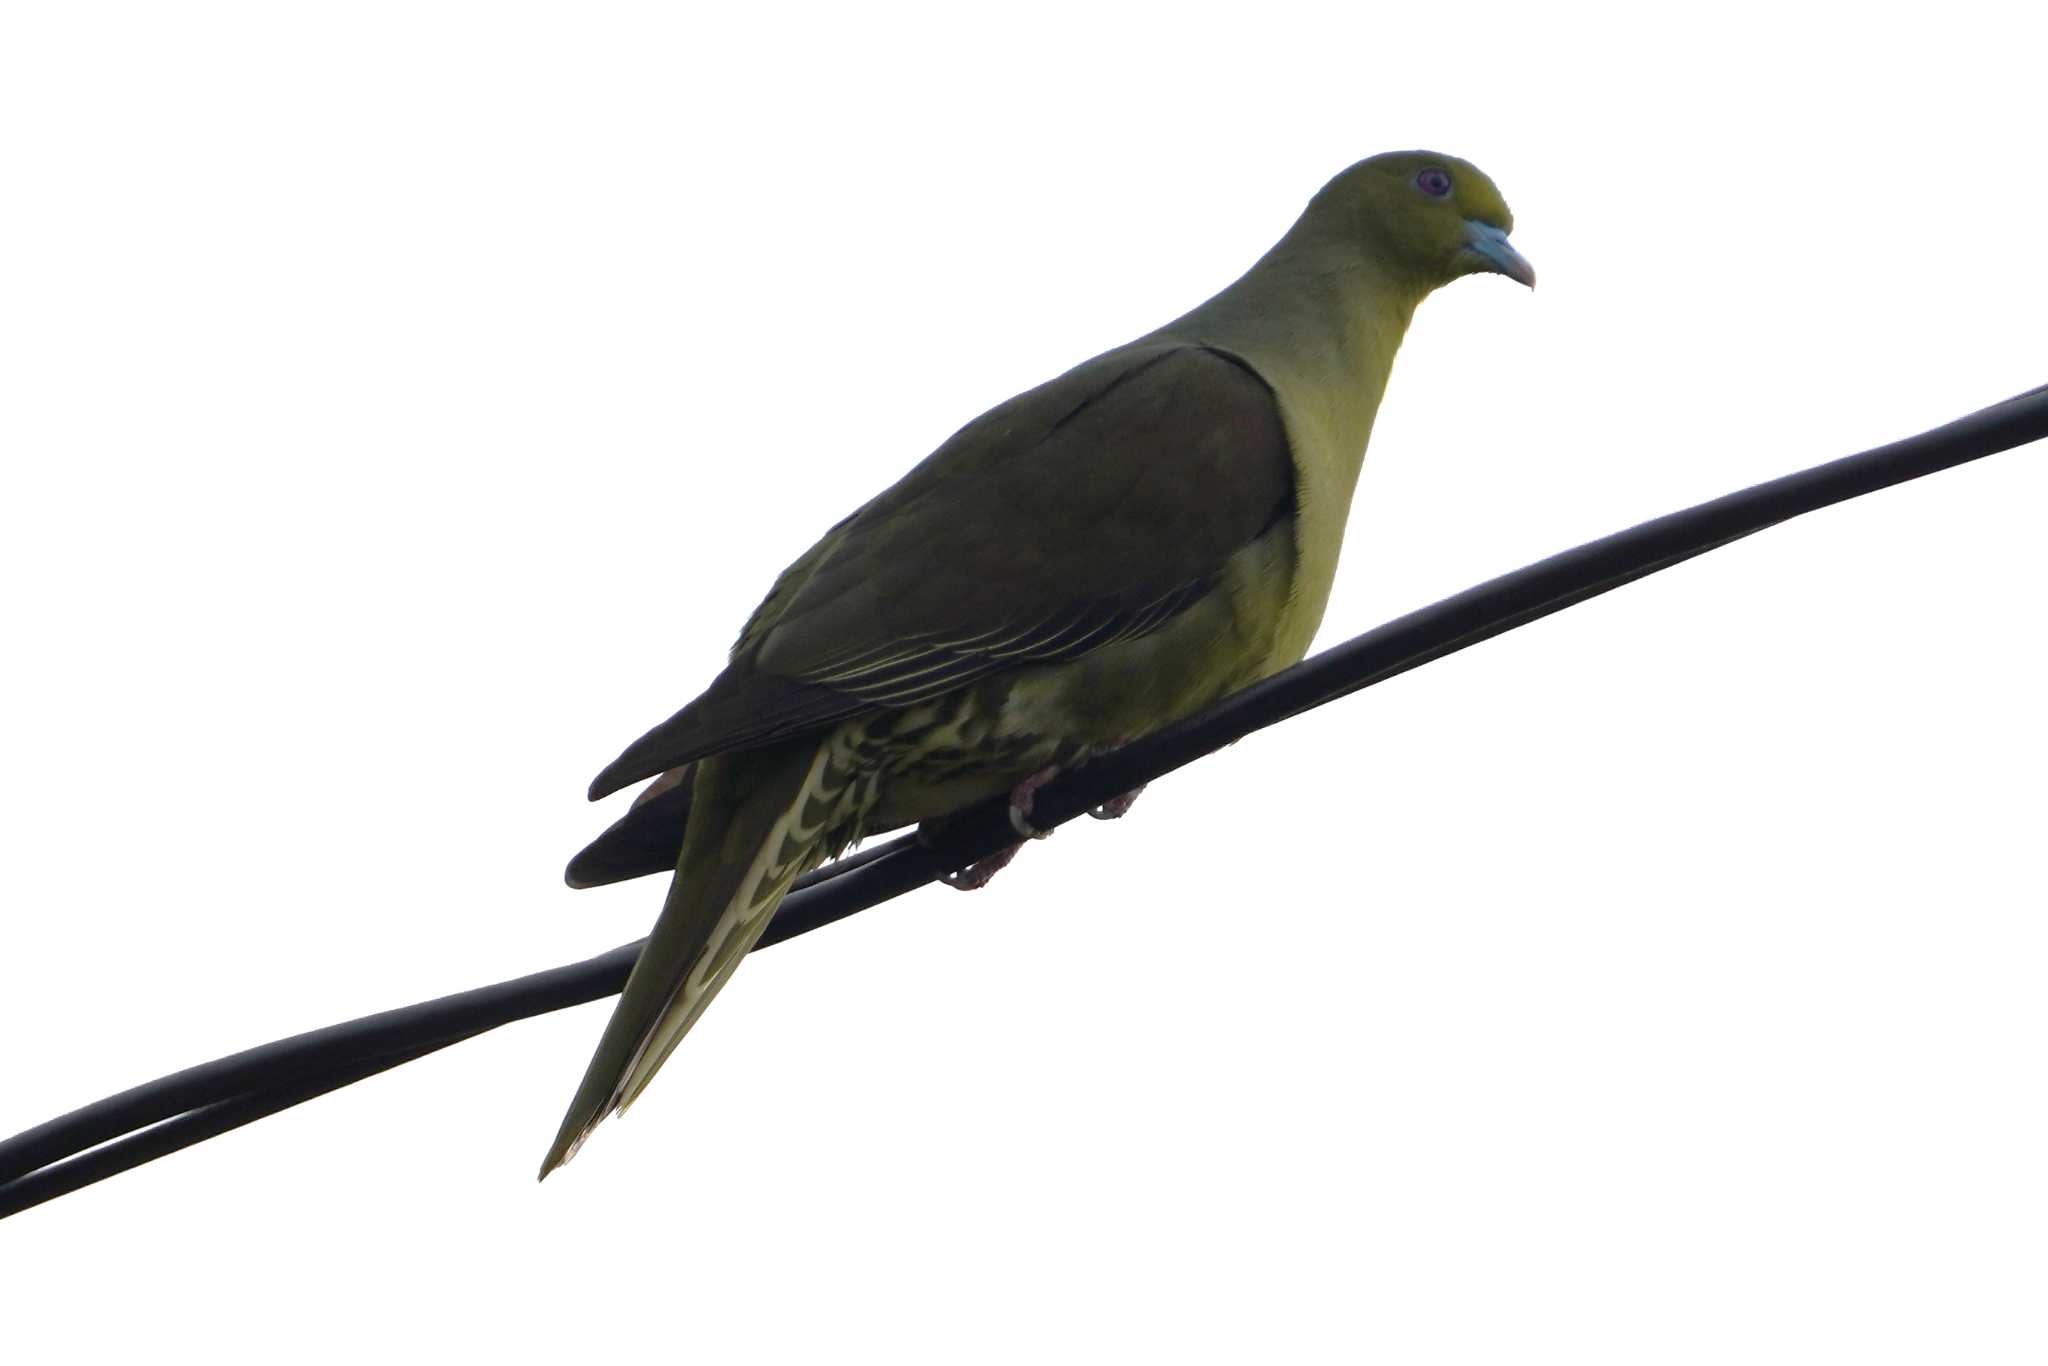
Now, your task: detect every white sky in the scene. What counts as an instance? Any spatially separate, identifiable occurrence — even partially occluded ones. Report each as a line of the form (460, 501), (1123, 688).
(3, 3), (2044, 1362)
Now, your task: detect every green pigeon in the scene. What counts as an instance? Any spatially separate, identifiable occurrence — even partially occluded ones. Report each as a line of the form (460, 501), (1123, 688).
(541, 150), (1533, 1177)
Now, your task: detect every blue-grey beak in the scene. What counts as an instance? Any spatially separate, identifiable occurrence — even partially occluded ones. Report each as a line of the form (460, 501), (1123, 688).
(1461, 220), (1536, 288)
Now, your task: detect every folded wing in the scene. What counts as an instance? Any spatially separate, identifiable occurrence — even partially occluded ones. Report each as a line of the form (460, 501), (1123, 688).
(588, 343), (1293, 800)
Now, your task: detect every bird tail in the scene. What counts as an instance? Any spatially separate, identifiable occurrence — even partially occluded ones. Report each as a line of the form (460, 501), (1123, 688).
(539, 737), (843, 1178)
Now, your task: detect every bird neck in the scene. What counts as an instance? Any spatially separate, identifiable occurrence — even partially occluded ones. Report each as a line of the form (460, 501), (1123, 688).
(1151, 221), (1429, 665)
(1163, 224), (1424, 480)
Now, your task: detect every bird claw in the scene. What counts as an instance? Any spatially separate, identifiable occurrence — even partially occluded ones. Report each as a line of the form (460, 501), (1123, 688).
(933, 766), (1062, 891)
(1088, 784), (1146, 821)
(1009, 808), (1049, 840)
(1006, 765), (1060, 841)
(941, 842), (1023, 892)
(930, 759), (1158, 891)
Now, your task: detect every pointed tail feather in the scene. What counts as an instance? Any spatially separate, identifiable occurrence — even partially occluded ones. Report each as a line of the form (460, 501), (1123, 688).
(539, 737), (842, 1178)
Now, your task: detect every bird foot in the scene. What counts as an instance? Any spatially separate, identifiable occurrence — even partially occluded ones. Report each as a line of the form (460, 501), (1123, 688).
(1006, 764), (1061, 840)
(1079, 738), (1145, 821)
(941, 841), (1024, 892)
(935, 765), (1061, 892)
(1088, 783), (1146, 821)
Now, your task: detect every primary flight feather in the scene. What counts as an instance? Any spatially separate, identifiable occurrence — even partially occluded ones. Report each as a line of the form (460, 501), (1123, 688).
(541, 150), (1533, 1177)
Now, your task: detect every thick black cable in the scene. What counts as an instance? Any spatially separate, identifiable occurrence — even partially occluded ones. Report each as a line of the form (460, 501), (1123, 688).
(0, 1041), (452, 1220)
(0, 945), (640, 1191)
(3, 381), (2044, 1216)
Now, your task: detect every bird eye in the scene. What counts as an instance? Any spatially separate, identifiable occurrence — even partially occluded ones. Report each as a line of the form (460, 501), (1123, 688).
(1415, 167), (1453, 198)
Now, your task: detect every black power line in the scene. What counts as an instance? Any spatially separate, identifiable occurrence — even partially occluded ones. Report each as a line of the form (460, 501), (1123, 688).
(4, 381), (2044, 1220)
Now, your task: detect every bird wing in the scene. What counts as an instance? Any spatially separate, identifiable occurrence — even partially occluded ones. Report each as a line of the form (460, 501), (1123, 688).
(563, 764), (697, 888)
(588, 342), (1294, 799)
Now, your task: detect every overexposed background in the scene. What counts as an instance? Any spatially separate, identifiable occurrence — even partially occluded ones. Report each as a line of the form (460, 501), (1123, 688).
(3, 3), (2044, 1361)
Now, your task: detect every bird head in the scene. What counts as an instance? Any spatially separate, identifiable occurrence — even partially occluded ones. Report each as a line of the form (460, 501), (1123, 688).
(1317, 150), (1535, 292)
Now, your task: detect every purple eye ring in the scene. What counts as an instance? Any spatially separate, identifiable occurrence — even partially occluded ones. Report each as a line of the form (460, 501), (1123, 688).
(1416, 167), (1453, 198)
